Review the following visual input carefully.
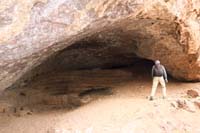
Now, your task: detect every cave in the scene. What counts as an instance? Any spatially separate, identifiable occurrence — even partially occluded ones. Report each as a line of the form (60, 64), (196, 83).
(3, 15), (194, 111)
(4, 25), (164, 112)
(2, 7), (199, 113)
(1, 1), (200, 132)
(1, 0), (200, 93)
(9, 23), (166, 91)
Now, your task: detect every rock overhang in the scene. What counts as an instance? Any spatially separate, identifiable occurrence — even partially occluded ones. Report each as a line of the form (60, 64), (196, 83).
(0, 0), (200, 91)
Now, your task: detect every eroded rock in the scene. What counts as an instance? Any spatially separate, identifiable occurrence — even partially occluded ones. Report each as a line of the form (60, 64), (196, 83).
(0, 0), (200, 91)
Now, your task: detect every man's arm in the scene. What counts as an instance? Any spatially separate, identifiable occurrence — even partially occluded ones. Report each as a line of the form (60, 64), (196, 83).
(162, 66), (168, 82)
(152, 65), (155, 78)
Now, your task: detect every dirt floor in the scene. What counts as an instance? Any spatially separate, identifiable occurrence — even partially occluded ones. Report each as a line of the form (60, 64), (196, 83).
(0, 62), (200, 133)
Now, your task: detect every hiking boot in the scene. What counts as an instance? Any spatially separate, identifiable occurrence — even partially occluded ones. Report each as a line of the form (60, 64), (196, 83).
(149, 96), (154, 101)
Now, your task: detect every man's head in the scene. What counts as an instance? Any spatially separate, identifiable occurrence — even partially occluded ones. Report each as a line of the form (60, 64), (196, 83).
(155, 60), (160, 65)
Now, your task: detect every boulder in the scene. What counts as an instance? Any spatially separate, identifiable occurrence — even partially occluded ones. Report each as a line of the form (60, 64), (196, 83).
(187, 89), (199, 98)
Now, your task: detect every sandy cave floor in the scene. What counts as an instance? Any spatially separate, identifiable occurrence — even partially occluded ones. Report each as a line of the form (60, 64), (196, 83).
(0, 64), (200, 133)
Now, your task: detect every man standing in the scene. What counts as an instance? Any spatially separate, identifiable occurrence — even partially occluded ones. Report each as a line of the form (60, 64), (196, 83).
(149, 60), (168, 101)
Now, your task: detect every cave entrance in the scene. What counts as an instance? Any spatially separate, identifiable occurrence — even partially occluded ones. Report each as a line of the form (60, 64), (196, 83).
(8, 57), (155, 112)
(5, 27), (158, 112)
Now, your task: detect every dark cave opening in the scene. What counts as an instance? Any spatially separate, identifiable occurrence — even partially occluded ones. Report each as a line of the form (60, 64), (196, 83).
(9, 27), (160, 90)
(3, 27), (172, 113)
(51, 32), (154, 72)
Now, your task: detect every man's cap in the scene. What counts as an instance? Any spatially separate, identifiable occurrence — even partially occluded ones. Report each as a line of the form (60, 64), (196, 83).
(155, 60), (160, 65)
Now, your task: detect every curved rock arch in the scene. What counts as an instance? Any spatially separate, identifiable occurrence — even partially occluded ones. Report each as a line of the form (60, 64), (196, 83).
(0, 0), (200, 91)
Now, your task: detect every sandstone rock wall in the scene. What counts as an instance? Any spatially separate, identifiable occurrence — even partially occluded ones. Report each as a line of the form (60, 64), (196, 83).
(0, 0), (200, 91)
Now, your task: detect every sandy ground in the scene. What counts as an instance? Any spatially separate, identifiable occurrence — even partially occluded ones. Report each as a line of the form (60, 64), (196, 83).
(0, 63), (200, 133)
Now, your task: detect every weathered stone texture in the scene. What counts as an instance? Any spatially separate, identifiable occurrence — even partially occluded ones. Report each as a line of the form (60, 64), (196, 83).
(0, 0), (200, 91)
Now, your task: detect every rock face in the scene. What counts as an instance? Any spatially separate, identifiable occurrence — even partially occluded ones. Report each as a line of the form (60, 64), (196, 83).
(0, 0), (200, 91)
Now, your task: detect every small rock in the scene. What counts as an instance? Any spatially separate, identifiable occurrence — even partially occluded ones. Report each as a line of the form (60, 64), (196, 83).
(187, 89), (199, 98)
(177, 99), (186, 108)
(176, 99), (196, 112)
(14, 107), (33, 117)
(171, 101), (178, 108)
